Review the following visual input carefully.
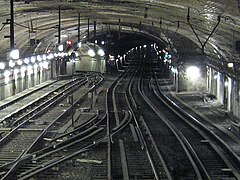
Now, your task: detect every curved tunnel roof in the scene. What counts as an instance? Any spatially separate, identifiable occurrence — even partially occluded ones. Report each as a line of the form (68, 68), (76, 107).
(0, 0), (239, 77)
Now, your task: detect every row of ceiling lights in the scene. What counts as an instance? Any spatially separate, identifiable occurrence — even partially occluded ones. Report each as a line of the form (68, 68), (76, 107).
(0, 50), (69, 70)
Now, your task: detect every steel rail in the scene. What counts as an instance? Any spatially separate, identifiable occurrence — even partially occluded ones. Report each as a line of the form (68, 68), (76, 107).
(0, 80), (57, 111)
(21, 111), (133, 180)
(127, 70), (170, 180)
(153, 78), (240, 178)
(1, 75), (104, 179)
(0, 79), (75, 124)
(0, 78), (88, 146)
(106, 67), (131, 180)
(138, 63), (204, 179)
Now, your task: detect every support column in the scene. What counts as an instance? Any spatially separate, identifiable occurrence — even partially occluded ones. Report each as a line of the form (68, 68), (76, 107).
(10, 0), (14, 49)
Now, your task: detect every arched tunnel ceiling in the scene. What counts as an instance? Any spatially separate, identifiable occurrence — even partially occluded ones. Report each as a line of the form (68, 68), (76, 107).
(0, 0), (239, 77)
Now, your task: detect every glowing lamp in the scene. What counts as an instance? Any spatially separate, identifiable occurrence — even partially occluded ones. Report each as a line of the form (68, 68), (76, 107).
(186, 66), (200, 80)
(88, 49), (96, 57)
(98, 49), (105, 56)
(10, 49), (19, 60)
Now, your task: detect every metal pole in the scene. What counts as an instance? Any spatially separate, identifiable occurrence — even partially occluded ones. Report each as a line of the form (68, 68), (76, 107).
(139, 20), (142, 31)
(10, 0), (14, 49)
(94, 20), (96, 41)
(78, 12), (80, 42)
(58, 6), (61, 45)
(118, 18), (121, 39)
(87, 18), (90, 41)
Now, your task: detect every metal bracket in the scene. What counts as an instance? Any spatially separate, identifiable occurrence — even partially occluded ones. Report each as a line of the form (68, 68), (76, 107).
(187, 7), (221, 56)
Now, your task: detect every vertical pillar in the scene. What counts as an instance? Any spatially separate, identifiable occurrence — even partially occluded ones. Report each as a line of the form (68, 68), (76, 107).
(78, 12), (80, 42)
(118, 18), (121, 39)
(58, 6), (61, 45)
(87, 18), (90, 41)
(227, 77), (232, 111)
(139, 20), (142, 31)
(207, 66), (211, 92)
(10, 0), (14, 49)
(94, 21), (96, 40)
(176, 68), (179, 92)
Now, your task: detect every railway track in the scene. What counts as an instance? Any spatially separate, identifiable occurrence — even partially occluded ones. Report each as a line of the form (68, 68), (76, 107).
(93, 64), (172, 179)
(137, 54), (240, 179)
(0, 74), (104, 179)
(166, 90), (240, 160)
(0, 49), (239, 179)
(106, 69), (156, 179)
(153, 81), (240, 178)
(0, 78), (83, 128)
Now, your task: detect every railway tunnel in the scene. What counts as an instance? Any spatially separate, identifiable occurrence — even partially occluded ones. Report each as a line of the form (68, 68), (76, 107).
(0, 0), (239, 179)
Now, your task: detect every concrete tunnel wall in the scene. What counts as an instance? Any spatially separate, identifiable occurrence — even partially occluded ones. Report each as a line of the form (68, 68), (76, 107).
(171, 65), (240, 119)
(207, 67), (240, 118)
(0, 65), (52, 100)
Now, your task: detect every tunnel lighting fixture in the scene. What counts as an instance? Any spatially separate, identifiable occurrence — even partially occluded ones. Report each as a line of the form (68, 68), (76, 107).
(101, 41), (105, 45)
(186, 66), (200, 80)
(10, 49), (19, 60)
(97, 49), (105, 57)
(24, 58), (30, 64)
(88, 49), (96, 57)
(17, 59), (23, 66)
(224, 81), (229, 87)
(171, 67), (177, 73)
(143, 45), (147, 48)
(31, 56), (36, 63)
(42, 54), (47, 61)
(78, 42), (82, 48)
(37, 55), (42, 62)
(95, 40), (98, 44)
(227, 62), (234, 68)
(58, 44), (63, 52)
(0, 62), (5, 69)
(47, 53), (54, 60)
(9, 60), (16, 68)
